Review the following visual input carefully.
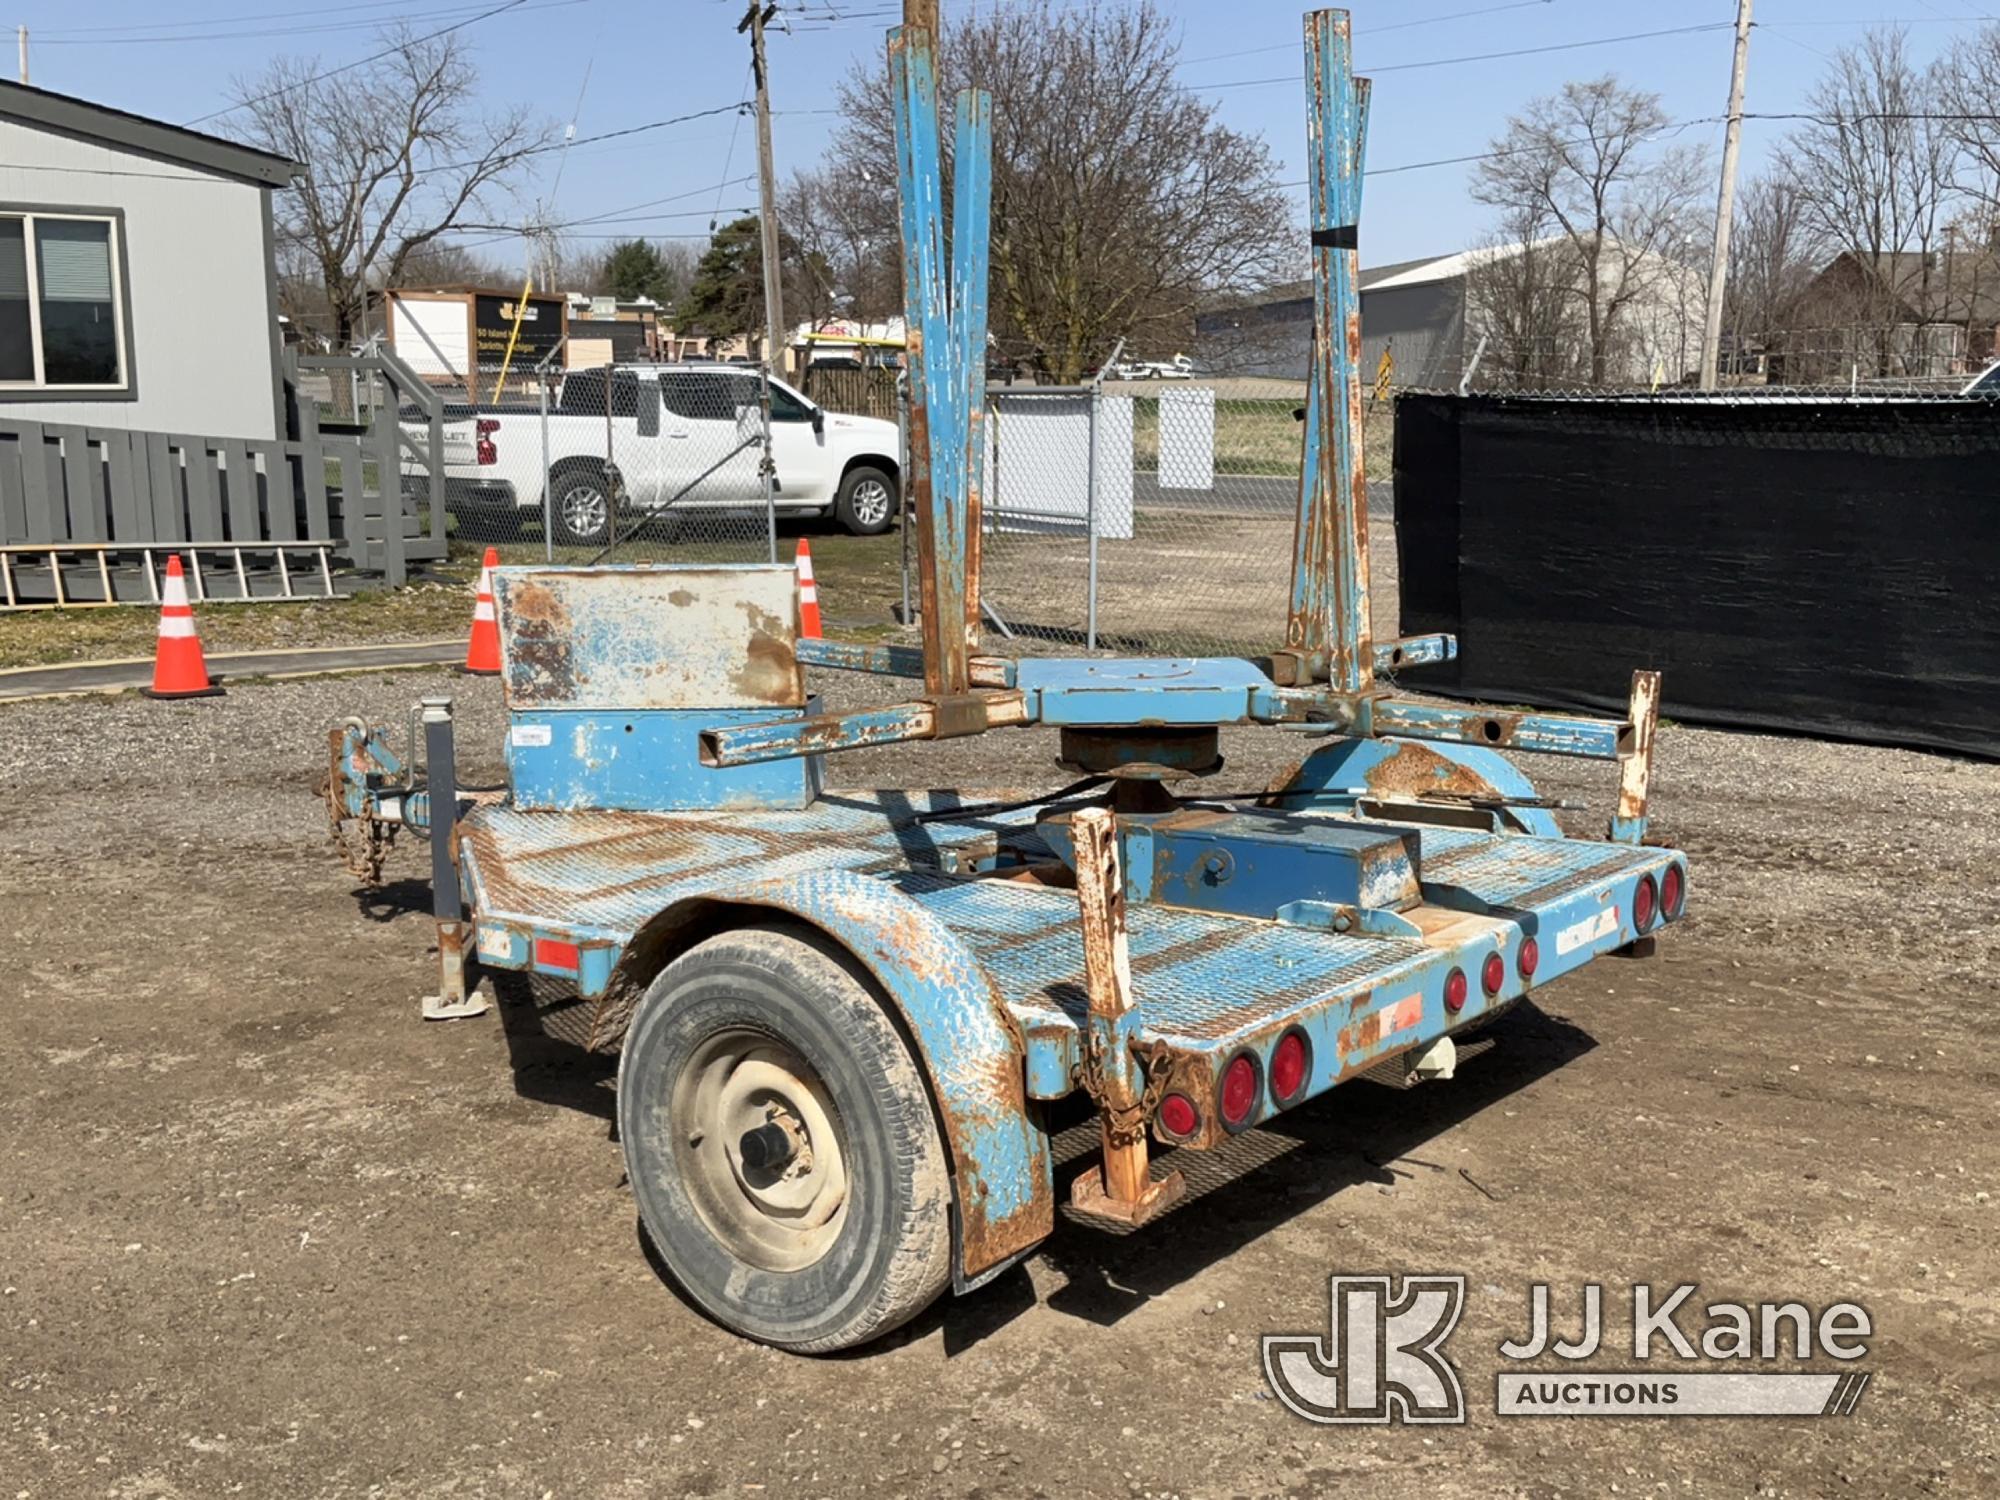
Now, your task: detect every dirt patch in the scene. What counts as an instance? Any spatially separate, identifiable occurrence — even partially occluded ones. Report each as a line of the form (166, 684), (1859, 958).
(2, 598), (1996, 1497)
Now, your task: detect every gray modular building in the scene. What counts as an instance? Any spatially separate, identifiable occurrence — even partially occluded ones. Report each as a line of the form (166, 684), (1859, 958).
(0, 79), (298, 441)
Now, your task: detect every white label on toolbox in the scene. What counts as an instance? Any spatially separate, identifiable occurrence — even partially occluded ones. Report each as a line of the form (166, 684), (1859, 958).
(476, 927), (513, 961)
(510, 723), (553, 748)
(1555, 906), (1620, 955)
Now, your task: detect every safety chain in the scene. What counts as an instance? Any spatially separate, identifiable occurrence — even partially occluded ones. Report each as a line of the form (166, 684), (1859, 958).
(319, 726), (396, 884)
(1077, 1035), (1176, 1147)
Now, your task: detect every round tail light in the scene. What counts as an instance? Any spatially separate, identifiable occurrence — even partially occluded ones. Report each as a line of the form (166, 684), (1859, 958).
(1518, 936), (1540, 979)
(1443, 967), (1469, 1013)
(1660, 863), (1685, 921)
(1270, 1030), (1310, 1103)
(1481, 952), (1506, 996)
(1219, 1052), (1261, 1131)
(1158, 1092), (1199, 1139)
(1634, 873), (1658, 931)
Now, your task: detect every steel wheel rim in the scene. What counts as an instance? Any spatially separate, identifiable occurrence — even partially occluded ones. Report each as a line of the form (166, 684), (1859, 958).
(560, 485), (607, 538)
(849, 478), (890, 527)
(670, 1028), (848, 1273)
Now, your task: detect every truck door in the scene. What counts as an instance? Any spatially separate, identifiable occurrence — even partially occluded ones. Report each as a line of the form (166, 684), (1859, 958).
(662, 371), (763, 507)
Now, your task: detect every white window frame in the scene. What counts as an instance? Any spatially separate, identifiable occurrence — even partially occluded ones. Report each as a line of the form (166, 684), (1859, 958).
(0, 209), (131, 393)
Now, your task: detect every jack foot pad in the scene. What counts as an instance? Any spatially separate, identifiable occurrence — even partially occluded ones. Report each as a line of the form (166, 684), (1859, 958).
(421, 991), (492, 1021)
(1068, 1165), (1187, 1228)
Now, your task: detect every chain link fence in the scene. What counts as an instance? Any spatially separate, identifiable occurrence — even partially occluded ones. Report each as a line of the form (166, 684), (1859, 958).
(382, 338), (780, 568)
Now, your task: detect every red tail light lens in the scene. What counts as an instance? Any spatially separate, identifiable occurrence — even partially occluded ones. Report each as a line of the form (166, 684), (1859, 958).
(1158, 1093), (1198, 1138)
(476, 418), (499, 466)
(1270, 1030), (1310, 1103)
(1518, 937), (1540, 979)
(1443, 967), (1469, 1013)
(1634, 873), (1658, 931)
(1481, 952), (1506, 996)
(1219, 1052), (1261, 1131)
(1660, 863), (1685, 921)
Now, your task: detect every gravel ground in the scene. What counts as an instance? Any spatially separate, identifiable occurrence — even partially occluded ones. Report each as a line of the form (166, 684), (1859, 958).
(3, 622), (1998, 1496)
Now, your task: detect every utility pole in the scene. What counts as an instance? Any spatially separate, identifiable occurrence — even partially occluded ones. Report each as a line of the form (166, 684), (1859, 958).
(1699, 0), (1752, 390)
(740, 2), (787, 376)
(17, 26), (28, 85)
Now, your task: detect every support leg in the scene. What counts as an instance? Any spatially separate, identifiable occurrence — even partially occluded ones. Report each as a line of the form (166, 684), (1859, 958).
(419, 696), (489, 1021)
(1067, 806), (1185, 1227)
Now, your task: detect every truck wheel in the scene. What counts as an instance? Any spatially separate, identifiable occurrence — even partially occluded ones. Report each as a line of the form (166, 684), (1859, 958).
(835, 465), (897, 535)
(551, 467), (613, 547)
(617, 925), (951, 1352)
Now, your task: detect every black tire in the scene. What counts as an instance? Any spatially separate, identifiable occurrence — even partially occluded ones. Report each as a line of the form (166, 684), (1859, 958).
(834, 464), (898, 536)
(549, 465), (613, 547)
(617, 925), (951, 1353)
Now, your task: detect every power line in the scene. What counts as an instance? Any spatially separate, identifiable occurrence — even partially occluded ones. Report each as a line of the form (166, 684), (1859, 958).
(1178, 0), (1558, 68)
(36, 0), (451, 34)
(34, 0), (584, 46)
(1186, 22), (1737, 91)
(183, 0), (537, 125)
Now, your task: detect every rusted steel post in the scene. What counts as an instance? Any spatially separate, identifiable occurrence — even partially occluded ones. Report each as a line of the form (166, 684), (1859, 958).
(1068, 806), (1186, 1224)
(1610, 669), (1663, 844)
(889, 23), (972, 697)
(1285, 12), (1372, 692)
(952, 88), (992, 659)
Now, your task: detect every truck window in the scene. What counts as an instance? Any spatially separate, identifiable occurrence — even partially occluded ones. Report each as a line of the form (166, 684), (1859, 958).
(559, 369), (607, 415)
(659, 372), (740, 422)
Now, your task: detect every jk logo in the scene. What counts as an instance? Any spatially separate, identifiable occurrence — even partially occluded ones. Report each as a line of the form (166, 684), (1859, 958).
(1262, 1275), (1467, 1424)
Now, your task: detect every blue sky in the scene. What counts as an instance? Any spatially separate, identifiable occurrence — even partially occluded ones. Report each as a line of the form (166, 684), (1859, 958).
(9, 0), (1989, 269)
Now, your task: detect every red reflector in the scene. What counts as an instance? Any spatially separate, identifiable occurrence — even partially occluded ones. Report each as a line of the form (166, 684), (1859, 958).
(534, 937), (580, 971)
(1660, 863), (1685, 921)
(1634, 873), (1658, 931)
(1518, 937), (1540, 979)
(1443, 967), (1469, 1013)
(1481, 952), (1505, 996)
(1220, 1053), (1260, 1128)
(1271, 1032), (1309, 1102)
(1158, 1093), (1198, 1138)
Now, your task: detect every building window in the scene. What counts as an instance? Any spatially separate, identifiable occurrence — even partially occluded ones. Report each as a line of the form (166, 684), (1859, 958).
(0, 211), (128, 392)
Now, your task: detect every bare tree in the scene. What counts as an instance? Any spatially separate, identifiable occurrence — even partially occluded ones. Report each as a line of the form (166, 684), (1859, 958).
(1473, 76), (1709, 384)
(1462, 206), (1588, 387)
(824, 0), (1296, 382)
(1777, 28), (1957, 336)
(1934, 22), (2000, 229)
(230, 25), (551, 344)
(779, 167), (904, 331)
(1722, 170), (1817, 365)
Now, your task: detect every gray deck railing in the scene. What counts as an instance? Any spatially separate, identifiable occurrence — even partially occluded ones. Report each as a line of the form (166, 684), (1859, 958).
(0, 344), (450, 596)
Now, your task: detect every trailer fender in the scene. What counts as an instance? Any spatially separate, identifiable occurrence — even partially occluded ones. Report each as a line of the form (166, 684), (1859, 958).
(598, 867), (1054, 1291)
(1264, 735), (1560, 837)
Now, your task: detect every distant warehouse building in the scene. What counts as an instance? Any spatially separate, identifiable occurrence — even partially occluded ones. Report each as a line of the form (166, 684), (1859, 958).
(1197, 238), (1705, 390)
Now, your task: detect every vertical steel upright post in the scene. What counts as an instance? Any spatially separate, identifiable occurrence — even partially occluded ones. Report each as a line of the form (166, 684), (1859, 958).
(952, 89), (992, 659)
(890, 22), (989, 697)
(1286, 11), (1372, 694)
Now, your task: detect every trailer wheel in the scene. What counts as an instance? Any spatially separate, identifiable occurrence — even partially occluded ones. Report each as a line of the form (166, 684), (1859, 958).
(617, 925), (951, 1352)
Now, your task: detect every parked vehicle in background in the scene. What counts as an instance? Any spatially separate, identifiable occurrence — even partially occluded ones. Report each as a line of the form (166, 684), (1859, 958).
(1962, 360), (2000, 395)
(1113, 354), (1194, 380)
(407, 364), (902, 546)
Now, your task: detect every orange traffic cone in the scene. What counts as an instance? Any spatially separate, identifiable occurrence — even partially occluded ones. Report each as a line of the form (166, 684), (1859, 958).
(462, 547), (501, 675)
(140, 554), (222, 699)
(795, 538), (823, 640)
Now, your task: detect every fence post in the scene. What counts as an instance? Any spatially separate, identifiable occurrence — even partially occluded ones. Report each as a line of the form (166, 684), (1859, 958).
(758, 361), (777, 564)
(539, 376), (553, 563)
(897, 374), (911, 624)
(1085, 380), (1099, 651)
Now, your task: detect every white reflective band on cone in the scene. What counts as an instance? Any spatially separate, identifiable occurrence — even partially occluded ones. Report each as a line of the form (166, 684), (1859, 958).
(157, 614), (196, 639)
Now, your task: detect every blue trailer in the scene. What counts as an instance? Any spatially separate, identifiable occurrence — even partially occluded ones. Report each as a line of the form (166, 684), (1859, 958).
(325, 8), (1686, 1352)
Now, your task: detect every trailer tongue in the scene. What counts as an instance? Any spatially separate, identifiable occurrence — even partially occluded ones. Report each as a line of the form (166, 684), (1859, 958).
(323, 6), (1687, 1352)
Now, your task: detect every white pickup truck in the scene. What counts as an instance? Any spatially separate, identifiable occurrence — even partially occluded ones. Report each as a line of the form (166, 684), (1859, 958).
(413, 363), (902, 546)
